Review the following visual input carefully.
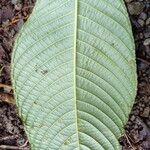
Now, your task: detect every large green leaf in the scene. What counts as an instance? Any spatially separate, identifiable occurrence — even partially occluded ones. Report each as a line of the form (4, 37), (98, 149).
(11, 0), (137, 149)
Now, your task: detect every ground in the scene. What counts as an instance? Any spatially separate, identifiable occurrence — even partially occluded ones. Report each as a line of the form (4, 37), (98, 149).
(0, 0), (150, 150)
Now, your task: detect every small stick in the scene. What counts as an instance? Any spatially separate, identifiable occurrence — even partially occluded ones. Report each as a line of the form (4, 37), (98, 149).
(0, 145), (29, 150)
(0, 135), (18, 142)
(124, 132), (136, 150)
(20, 140), (29, 148)
(0, 66), (4, 74)
(0, 83), (12, 89)
(0, 93), (15, 104)
(22, 5), (34, 11)
(137, 57), (150, 65)
(0, 15), (29, 29)
(8, 15), (29, 26)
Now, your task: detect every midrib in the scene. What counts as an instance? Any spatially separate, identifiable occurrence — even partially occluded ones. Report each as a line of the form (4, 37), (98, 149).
(74, 0), (80, 149)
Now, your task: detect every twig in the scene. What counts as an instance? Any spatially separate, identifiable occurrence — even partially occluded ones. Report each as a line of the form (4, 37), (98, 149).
(20, 140), (29, 148)
(0, 15), (29, 29)
(137, 57), (150, 65)
(0, 83), (12, 89)
(0, 93), (15, 104)
(0, 139), (29, 149)
(124, 132), (136, 150)
(0, 135), (18, 142)
(22, 5), (34, 11)
(0, 66), (4, 75)
(9, 15), (29, 26)
(0, 145), (29, 150)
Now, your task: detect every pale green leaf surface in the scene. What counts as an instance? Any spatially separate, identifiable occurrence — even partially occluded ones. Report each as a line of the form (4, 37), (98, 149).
(11, 0), (137, 149)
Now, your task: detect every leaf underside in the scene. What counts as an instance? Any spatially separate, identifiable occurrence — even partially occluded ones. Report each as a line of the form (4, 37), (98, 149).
(11, 0), (137, 149)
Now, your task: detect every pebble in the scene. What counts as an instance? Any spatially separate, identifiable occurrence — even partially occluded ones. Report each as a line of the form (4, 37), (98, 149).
(142, 141), (150, 149)
(146, 17), (150, 25)
(146, 120), (150, 128)
(11, 0), (21, 5)
(141, 107), (150, 118)
(15, 3), (22, 11)
(131, 130), (140, 143)
(144, 38), (150, 46)
(138, 18), (145, 27)
(17, 19), (24, 30)
(10, 29), (16, 37)
(139, 33), (144, 39)
(127, 2), (145, 15)
(144, 31), (150, 38)
(1, 6), (14, 22)
(139, 12), (147, 20)
(2, 20), (9, 27)
(130, 115), (136, 121)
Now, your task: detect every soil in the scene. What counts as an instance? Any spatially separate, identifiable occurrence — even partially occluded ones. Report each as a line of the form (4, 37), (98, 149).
(0, 0), (150, 150)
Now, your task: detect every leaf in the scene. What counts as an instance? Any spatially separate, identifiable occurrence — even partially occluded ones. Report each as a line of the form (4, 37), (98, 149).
(11, 0), (137, 149)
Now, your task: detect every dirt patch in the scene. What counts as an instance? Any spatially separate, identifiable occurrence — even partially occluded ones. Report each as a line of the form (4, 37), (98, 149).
(0, 0), (35, 149)
(0, 0), (150, 150)
(120, 0), (150, 149)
